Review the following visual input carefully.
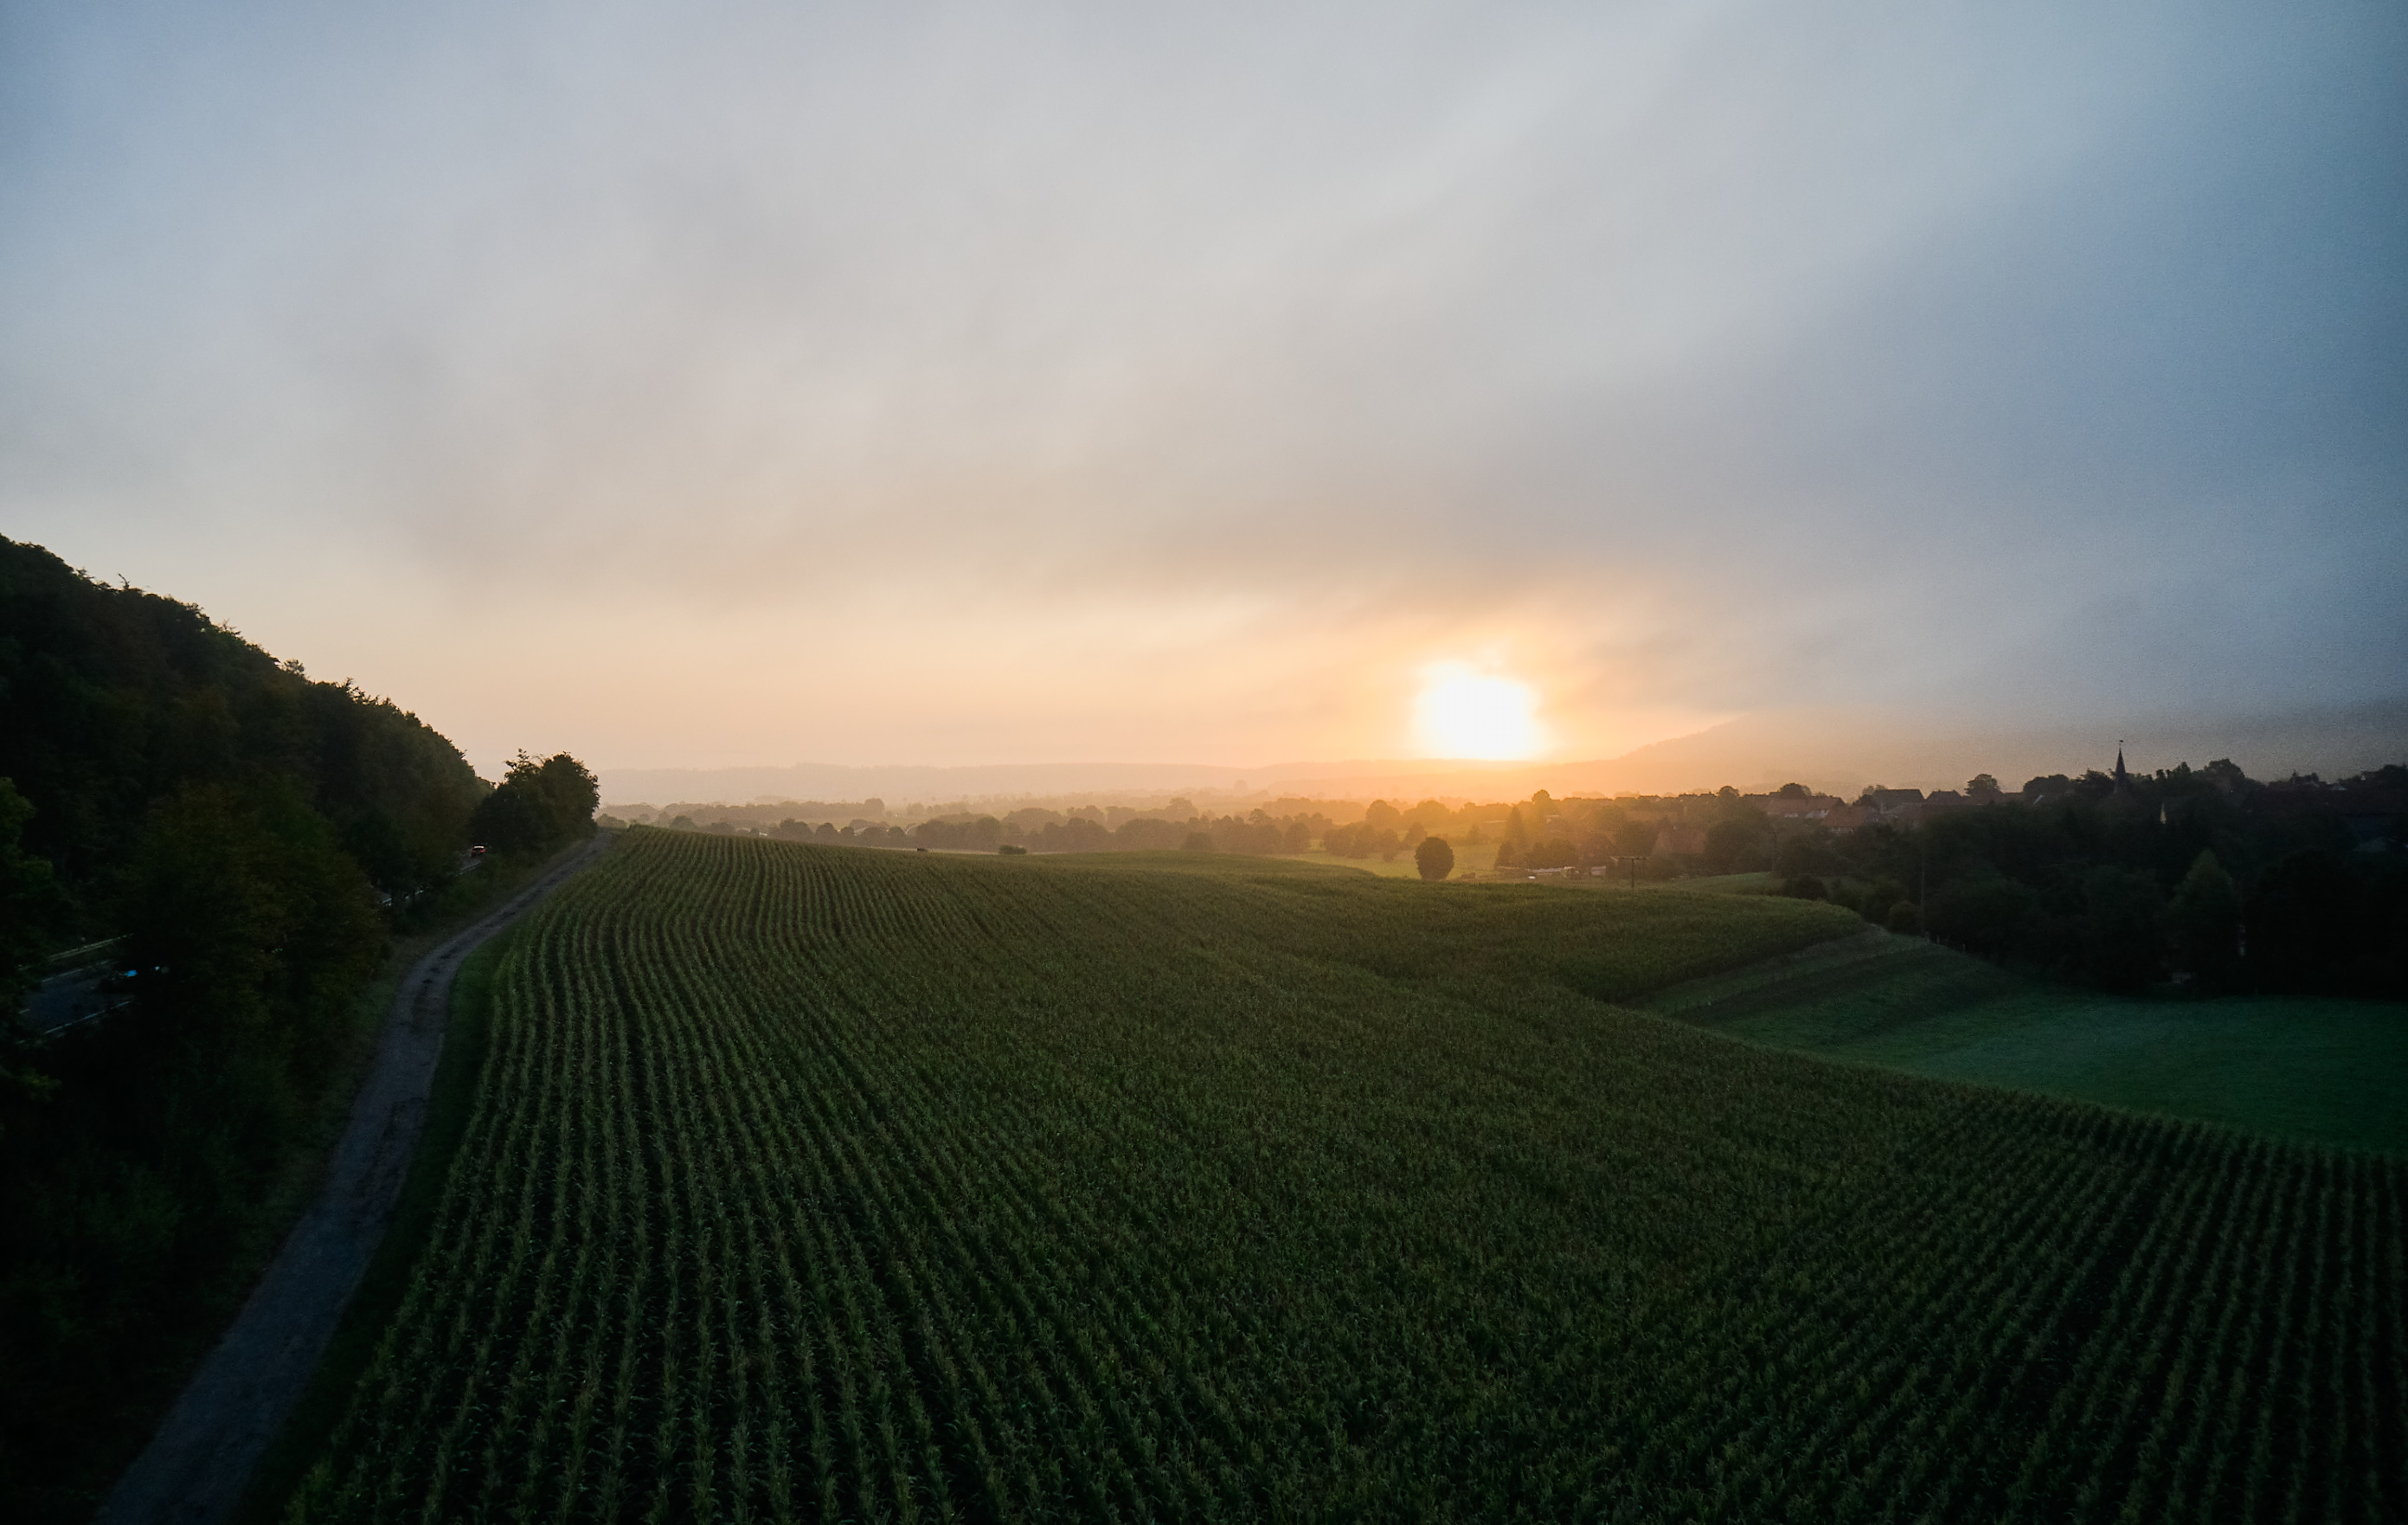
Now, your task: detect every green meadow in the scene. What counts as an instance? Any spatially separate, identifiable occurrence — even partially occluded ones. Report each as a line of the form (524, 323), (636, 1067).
(1649, 934), (2408, 1155)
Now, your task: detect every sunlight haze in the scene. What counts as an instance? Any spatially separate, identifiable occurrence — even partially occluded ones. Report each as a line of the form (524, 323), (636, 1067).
(2, 1), (2400, 778)
(1415, 664), (1545, 761)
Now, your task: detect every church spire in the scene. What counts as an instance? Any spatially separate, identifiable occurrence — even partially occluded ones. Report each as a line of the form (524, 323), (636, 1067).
(2113, 741), (2131, 793)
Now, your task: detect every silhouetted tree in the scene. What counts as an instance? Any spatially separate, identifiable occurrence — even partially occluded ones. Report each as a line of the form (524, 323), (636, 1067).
(1703, 811), (1771, 874)
(2248, 849), (2358, 990)
(2167, 850), (2242, 987)
(2083, 866), (2165, 992)
(470, 751), (598, 855)
(1415, 836), (1455, 881)
(1773, 827), (1840, 879)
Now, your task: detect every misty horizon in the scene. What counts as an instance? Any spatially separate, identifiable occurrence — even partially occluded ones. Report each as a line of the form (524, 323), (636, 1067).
(592, 698), (2408, 811)
(4, 3), (2402, 775)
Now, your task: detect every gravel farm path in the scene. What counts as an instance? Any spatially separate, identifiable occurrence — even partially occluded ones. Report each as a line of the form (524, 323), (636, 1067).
(94, 832), (614, 1525)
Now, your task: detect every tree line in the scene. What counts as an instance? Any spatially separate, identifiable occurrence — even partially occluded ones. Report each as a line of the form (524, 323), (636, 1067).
(1450, 766), (2407, 998)
(1767, 763), (2408, 997)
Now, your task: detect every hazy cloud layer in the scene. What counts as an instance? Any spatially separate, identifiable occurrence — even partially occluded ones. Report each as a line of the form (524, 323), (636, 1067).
(3, 2), (2401, 769)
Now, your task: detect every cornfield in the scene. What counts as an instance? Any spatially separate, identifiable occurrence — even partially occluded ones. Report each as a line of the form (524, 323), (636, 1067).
(285, 829), (2406, 1521)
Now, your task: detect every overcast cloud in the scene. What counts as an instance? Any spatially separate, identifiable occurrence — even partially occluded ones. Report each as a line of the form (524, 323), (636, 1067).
(3, 1), (2401, 771)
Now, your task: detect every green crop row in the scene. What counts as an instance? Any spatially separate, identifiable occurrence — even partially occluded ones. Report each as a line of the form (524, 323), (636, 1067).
(281, 831), (2406, 1522)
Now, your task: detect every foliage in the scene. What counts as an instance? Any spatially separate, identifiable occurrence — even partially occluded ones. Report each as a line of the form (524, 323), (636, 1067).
(0, 537), (484, 912)
(0, 780), (62, 1016)
(1414, 834), (1454, 880)
(283, 833), (2398, 1522)
(2165, 850), (2242, 985)
(0, 537), (498, 1519)
(1823, 762), (2408, 995)
(466, 752), (597, 856)
(1612, 816), (1660, 859)
(1701, 804), (1773, 874)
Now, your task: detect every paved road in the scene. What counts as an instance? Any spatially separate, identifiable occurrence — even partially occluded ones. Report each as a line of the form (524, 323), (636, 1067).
(19, 958), (134, 1034)
(94, 832), (614, 1525)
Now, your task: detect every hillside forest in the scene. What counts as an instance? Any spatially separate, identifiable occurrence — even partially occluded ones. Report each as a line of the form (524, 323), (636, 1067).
(0, 536), (594, 1516)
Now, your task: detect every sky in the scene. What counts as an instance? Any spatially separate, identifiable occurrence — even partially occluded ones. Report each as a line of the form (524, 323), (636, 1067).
(3, 1), (2403, 776)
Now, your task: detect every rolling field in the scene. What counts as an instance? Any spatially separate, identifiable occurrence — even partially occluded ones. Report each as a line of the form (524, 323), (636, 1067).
(1275, 841), (1500, 878)
(283, 831), (2405, 1522)
(1650, 936), (2408, 1155)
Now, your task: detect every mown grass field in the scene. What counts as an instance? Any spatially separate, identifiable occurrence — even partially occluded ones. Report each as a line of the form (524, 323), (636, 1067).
(284, 831), (2405, 1522)
(1653, 936), (2408, 1155)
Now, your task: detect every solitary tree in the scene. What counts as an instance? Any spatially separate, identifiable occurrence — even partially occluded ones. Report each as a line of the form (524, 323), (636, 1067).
(1415, 835), (1455, 881)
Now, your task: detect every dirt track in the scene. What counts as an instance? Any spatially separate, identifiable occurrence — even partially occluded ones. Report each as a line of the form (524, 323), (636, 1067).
(93, 833), (613, 1525)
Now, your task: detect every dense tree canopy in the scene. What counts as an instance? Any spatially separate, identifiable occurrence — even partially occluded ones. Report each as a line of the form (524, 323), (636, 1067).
(1806, 764), (2408, 997)
(0, 536), (485, 924)
(0, 536), (541, 1514)
(469, 751), (599, 855)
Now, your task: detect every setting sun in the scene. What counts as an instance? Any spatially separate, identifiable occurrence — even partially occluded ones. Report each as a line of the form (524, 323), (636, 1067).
(1413, 663), (1544, 760)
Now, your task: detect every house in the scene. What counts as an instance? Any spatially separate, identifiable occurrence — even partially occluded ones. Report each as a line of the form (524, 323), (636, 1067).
(1859, 788), (1926, 824)
(1820, 803), (1872, 833)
